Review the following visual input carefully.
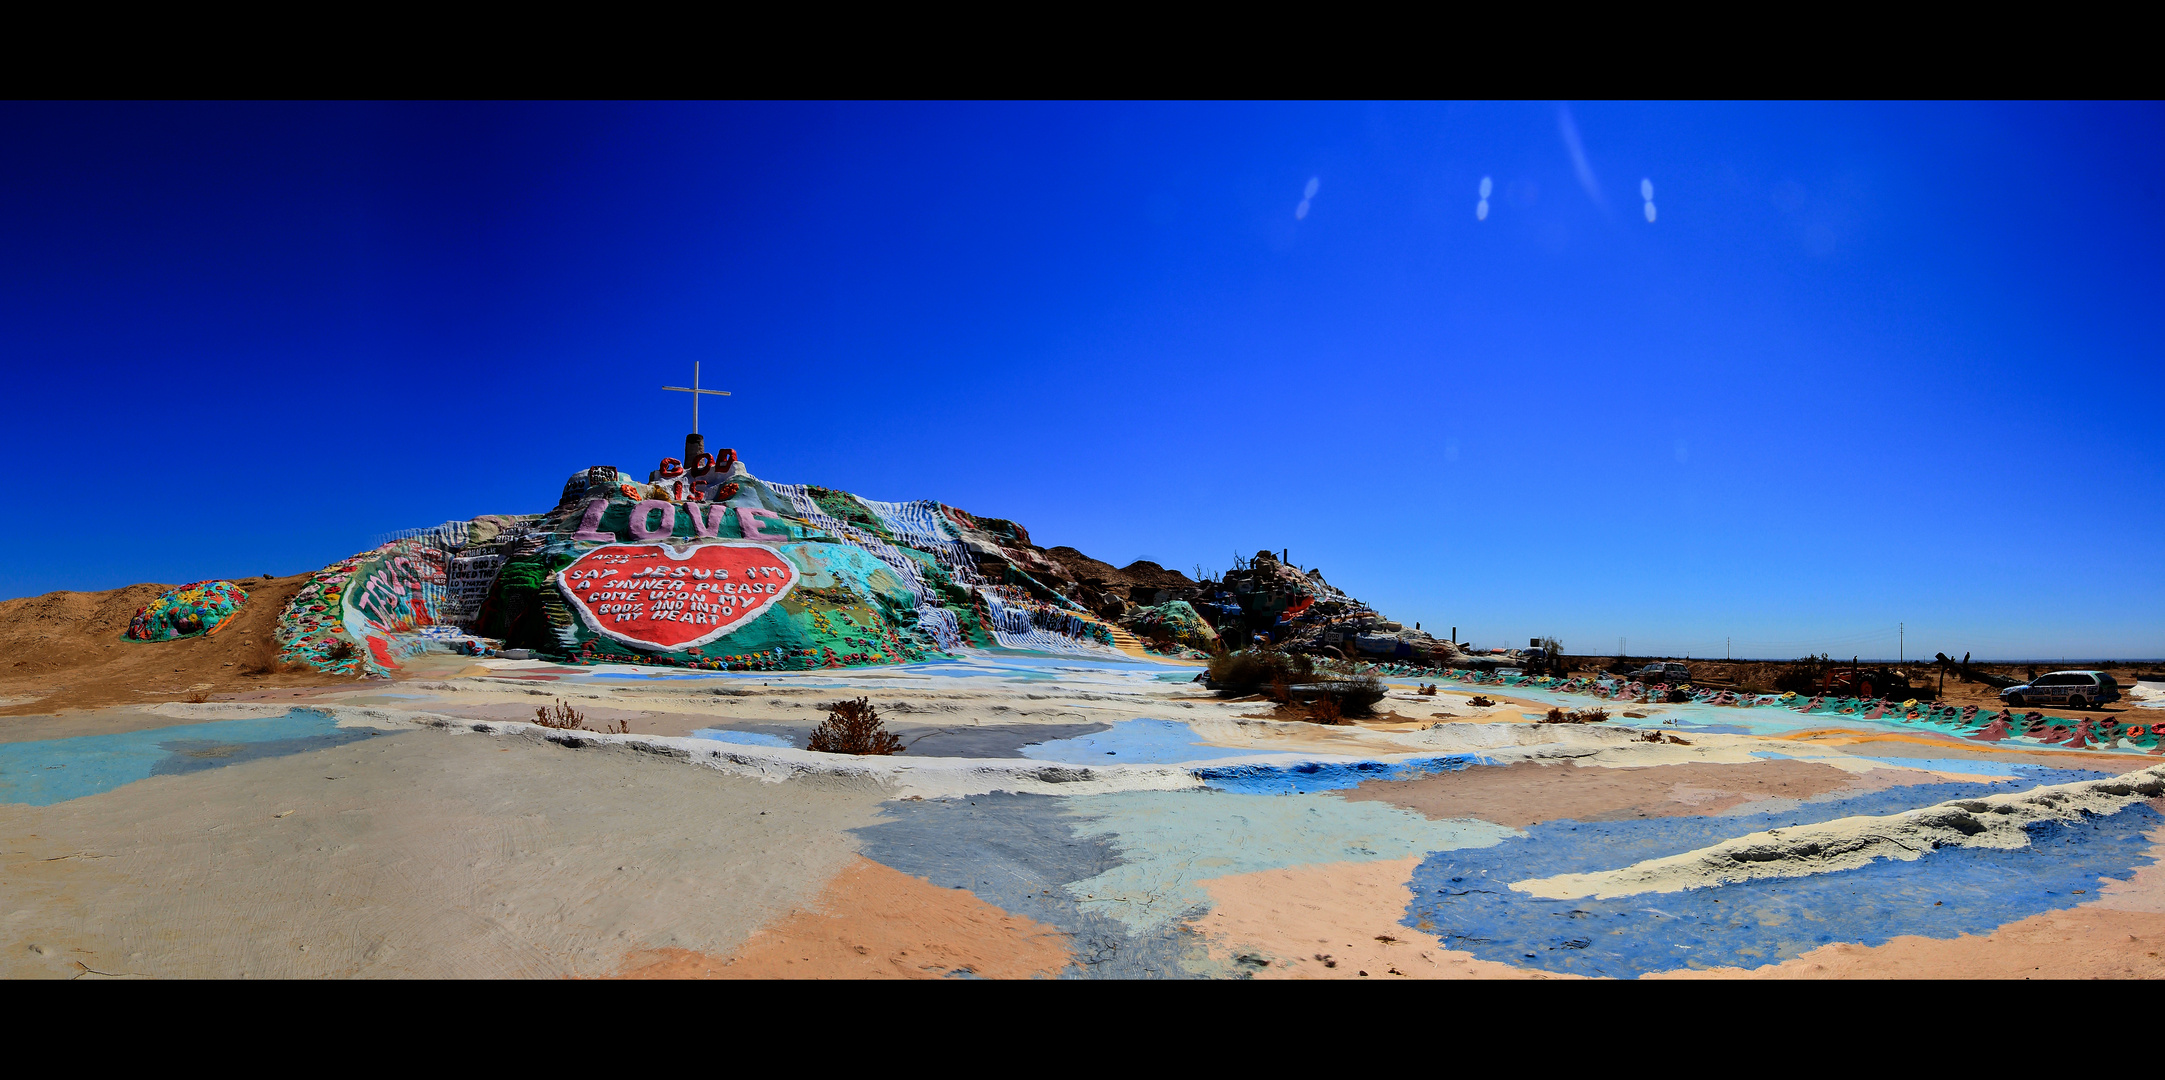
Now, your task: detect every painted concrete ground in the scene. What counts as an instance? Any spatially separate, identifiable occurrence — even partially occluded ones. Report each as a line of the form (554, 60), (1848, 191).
(6, 656), (2165, 979)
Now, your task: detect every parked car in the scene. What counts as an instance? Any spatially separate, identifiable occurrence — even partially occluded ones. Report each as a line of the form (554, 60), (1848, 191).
(2000, 671), (2121, 709)
(1514, 650), (1556, 677)
(1623, 662), (1692, 684)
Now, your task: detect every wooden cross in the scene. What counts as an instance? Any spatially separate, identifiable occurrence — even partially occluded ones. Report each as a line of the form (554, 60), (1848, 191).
(662, 361), (731, 433)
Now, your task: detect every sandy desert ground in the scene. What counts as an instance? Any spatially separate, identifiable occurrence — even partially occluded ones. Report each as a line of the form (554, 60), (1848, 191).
(8, 624), (2165, 979)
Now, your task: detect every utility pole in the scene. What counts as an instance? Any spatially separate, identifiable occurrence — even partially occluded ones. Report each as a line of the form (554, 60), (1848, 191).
(1727, 636), (1731, 661)
(1899, 623), (1904, 665)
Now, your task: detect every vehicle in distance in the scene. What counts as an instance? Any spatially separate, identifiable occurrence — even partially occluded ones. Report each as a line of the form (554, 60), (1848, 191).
(1624, 662), (1692, 684)
(2001, 671), (2121, 709)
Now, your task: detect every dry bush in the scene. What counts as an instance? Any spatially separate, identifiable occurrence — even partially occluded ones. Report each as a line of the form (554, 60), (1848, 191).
(239, 633), (288, 676)
(1543, 706), (1610, 725)
(1208, 646), (1313, 697)
(807, 696), (903, 755)
(1314, 675), (1386, 716)
(535, 699), (585, 729)
(1269, 674), (1293, 704)
(185, 691), (210, 704)
(533, 699), (627, 734)
(1418, 684), (1438, 696)
(1305, 695), (1345, 725)
(1469, 695), (1495, 708)
(324, 639), (357, 661)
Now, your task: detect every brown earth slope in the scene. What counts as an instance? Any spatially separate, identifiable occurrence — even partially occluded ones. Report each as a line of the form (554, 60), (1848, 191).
(1040, 547), (1194, 588)
(0, 574), (350, 717)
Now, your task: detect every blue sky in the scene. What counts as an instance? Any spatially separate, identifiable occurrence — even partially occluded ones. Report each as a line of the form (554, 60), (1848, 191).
(1, 102), (2158, 659)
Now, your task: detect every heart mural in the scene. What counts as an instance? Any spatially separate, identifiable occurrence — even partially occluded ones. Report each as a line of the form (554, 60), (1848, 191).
(557, 542), (799, 651)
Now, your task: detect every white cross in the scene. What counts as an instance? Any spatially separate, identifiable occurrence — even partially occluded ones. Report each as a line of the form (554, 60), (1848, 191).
(661, 360), (731, 433)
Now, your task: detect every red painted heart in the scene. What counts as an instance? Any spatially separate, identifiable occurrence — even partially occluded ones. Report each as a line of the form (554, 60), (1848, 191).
(557, 542), (798, 652)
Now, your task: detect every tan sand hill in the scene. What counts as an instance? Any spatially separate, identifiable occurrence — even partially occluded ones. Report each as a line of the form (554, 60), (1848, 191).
(0, 574), (349, 717)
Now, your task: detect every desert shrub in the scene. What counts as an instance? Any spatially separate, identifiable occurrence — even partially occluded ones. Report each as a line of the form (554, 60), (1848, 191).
(1208, 647), (1312, 698)
(1418, 684), (1438, 696)
(1315, 674), (1386, 717)
(535, 699), (585, 729)
(807, 697), (903, 755)
(186, 690), (210, 704)
(1542, 706), (1609, 725)
(239, 633), (288, 676)
(1305, 695), (1345, 724)
(324, 638), (357, 661)
(1772, 656), (1831, 695)
(1469, 695), (1495, 708)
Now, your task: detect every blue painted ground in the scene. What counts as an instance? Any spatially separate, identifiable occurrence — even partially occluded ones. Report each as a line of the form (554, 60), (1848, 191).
(1757, 750), (2034, 777)
(1020, 719), (1253, 765)
(1194, 754), (1485, 795)
(691, 728), (795, 749)
(854, 792), (1192, 978)
(1432, 678), (2160, 756)
(1402, 765), (2152, 977)
(854, 786), (1511, 979)
(0, 709), (380, 806)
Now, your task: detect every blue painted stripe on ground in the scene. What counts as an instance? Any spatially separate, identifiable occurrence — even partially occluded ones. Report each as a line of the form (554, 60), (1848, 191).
(0, 708), (380, 806)
(1194, 754), (1485, 795)
(1403, 765), (2139, 977)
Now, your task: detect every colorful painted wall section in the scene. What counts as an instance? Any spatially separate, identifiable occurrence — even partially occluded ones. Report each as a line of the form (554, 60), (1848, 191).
(124, 580), (248, 642)
(341, 542), (453, 672)
(559, 542), (798, 652)
(279, 459), (1128, 674)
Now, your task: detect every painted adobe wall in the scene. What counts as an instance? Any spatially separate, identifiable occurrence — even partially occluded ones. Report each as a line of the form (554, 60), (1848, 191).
(281, 456), (1122, 675)
(504, 460), (1119, 670)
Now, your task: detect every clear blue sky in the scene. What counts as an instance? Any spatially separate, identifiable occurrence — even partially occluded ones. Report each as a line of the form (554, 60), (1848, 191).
(1, 102), (2158, 660)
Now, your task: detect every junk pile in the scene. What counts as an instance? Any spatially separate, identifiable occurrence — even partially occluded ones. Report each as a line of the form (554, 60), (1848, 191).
(1442, 669), (2165, 753)
(123, 580), (248, 642)
(272, 451), (1151, 676)
(1189, 550), (1471, 667)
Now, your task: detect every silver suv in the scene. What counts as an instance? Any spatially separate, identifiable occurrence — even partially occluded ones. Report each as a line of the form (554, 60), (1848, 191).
(2001, 670), (2121, 709)
(1625, 662), (1692, 684)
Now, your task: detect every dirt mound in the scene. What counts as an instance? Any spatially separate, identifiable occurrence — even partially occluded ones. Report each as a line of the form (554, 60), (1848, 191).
(1041, 547), (1193, 588)
(0, 574), (350, 717)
